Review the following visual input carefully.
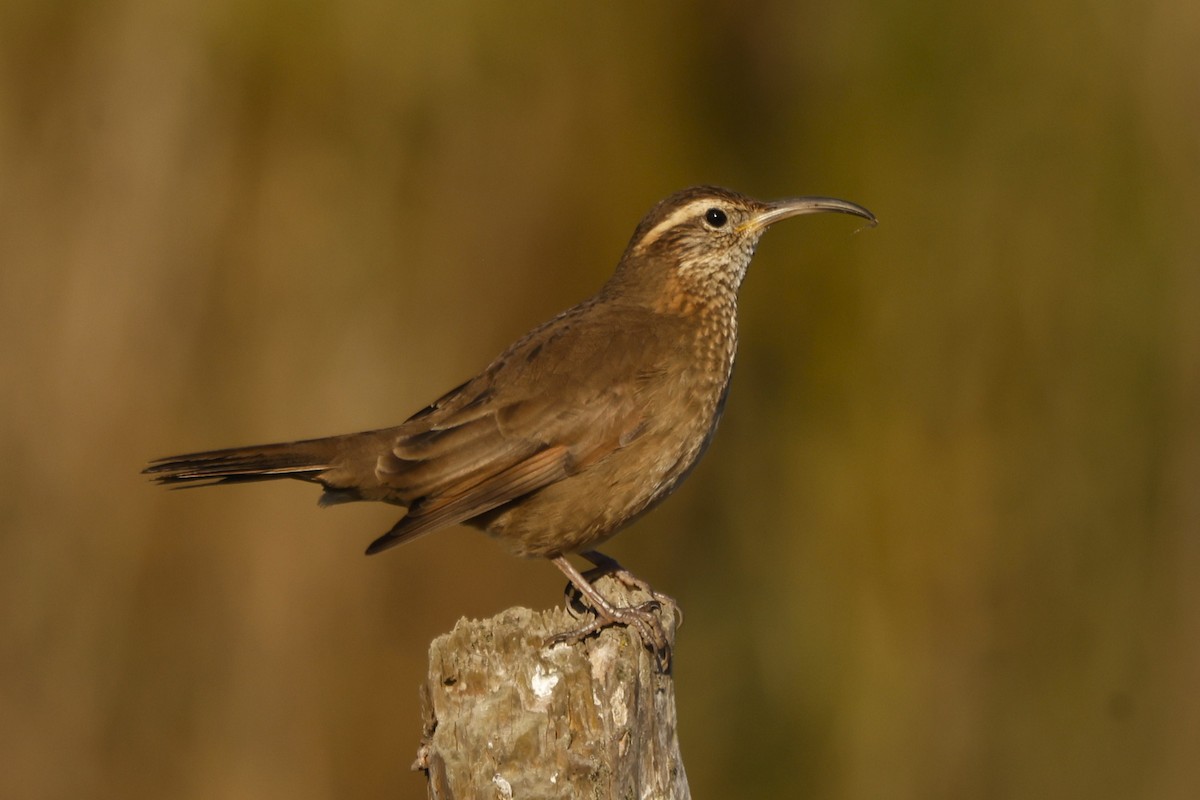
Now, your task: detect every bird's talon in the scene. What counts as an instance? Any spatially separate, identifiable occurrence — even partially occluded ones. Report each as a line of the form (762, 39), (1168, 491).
(632, 599), (661, 615)
(545, 596), (671, 670)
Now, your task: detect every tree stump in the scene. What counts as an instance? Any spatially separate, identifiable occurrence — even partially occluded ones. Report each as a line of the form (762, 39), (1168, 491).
(416, 576), (689, 799)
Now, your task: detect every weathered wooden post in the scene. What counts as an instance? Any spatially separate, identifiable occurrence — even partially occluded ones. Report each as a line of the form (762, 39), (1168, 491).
(416, 577), (688, 799)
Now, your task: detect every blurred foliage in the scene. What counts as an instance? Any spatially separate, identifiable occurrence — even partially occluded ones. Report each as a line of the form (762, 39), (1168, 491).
(1, 0), (1197, 798)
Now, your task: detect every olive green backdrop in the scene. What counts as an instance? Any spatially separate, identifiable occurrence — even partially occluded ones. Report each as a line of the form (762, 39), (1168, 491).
(2, 1), (1197, 798)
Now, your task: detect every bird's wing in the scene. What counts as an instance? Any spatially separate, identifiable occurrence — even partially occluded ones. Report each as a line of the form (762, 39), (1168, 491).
(365, 307), (671, 553)
(365, 391), (643, 553)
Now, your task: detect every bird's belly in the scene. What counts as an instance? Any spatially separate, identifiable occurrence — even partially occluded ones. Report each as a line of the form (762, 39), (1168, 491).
(468, 418), (715, 559)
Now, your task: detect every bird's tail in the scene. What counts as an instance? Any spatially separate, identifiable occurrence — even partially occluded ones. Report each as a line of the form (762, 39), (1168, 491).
(143, 437), (341, 488)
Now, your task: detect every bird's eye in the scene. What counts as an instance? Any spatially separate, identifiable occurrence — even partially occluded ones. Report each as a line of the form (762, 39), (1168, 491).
(704, 207), (727, 228)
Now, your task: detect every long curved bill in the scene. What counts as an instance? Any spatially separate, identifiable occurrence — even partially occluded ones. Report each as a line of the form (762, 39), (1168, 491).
(743, 196), (877, 232)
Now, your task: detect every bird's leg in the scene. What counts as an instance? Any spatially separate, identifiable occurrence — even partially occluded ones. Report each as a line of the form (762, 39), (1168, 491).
(579, 550), (681, 625)
(547, 555), (671, 669)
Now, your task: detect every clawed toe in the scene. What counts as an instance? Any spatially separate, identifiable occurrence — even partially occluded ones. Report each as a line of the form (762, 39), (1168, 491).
(579, 551), (680, 626)
(548, 554), (675, 671)
(545, 602), (671, 670)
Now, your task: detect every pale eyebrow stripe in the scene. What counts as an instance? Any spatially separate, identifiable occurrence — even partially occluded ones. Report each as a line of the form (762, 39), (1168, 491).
(633, 200), (716, 252)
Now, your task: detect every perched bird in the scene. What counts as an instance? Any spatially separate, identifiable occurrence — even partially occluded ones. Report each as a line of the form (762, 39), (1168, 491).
(145, 186), (875, 662)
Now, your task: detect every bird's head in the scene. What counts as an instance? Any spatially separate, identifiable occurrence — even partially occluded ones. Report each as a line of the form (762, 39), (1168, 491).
(609, 185), (875, 310)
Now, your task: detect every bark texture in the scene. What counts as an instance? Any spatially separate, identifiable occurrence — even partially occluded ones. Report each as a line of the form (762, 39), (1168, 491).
(416, 577), (688, 799)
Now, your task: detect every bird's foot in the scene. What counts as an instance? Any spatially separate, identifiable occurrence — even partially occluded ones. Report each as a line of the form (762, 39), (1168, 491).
(548, 600), (671, 670)
(580, 550), (682, 628)
(548, 554), (674, 671)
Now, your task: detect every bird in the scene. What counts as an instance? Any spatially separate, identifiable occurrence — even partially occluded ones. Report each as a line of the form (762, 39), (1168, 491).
(145, 186), (876, 664)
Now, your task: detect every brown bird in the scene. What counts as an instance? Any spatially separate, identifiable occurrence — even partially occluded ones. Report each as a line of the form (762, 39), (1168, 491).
(145, 186), (875, 662)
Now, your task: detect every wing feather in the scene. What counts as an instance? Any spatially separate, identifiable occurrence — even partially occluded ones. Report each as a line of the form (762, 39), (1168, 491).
(364, 305), (675, 553)
(365, 445), (572, 553)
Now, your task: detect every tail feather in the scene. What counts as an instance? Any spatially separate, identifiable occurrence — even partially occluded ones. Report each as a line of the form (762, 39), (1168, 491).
(144, 439), (336, 487)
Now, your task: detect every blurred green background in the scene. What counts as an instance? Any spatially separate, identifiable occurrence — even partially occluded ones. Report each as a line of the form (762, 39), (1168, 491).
(2, 0), (1197, 798)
